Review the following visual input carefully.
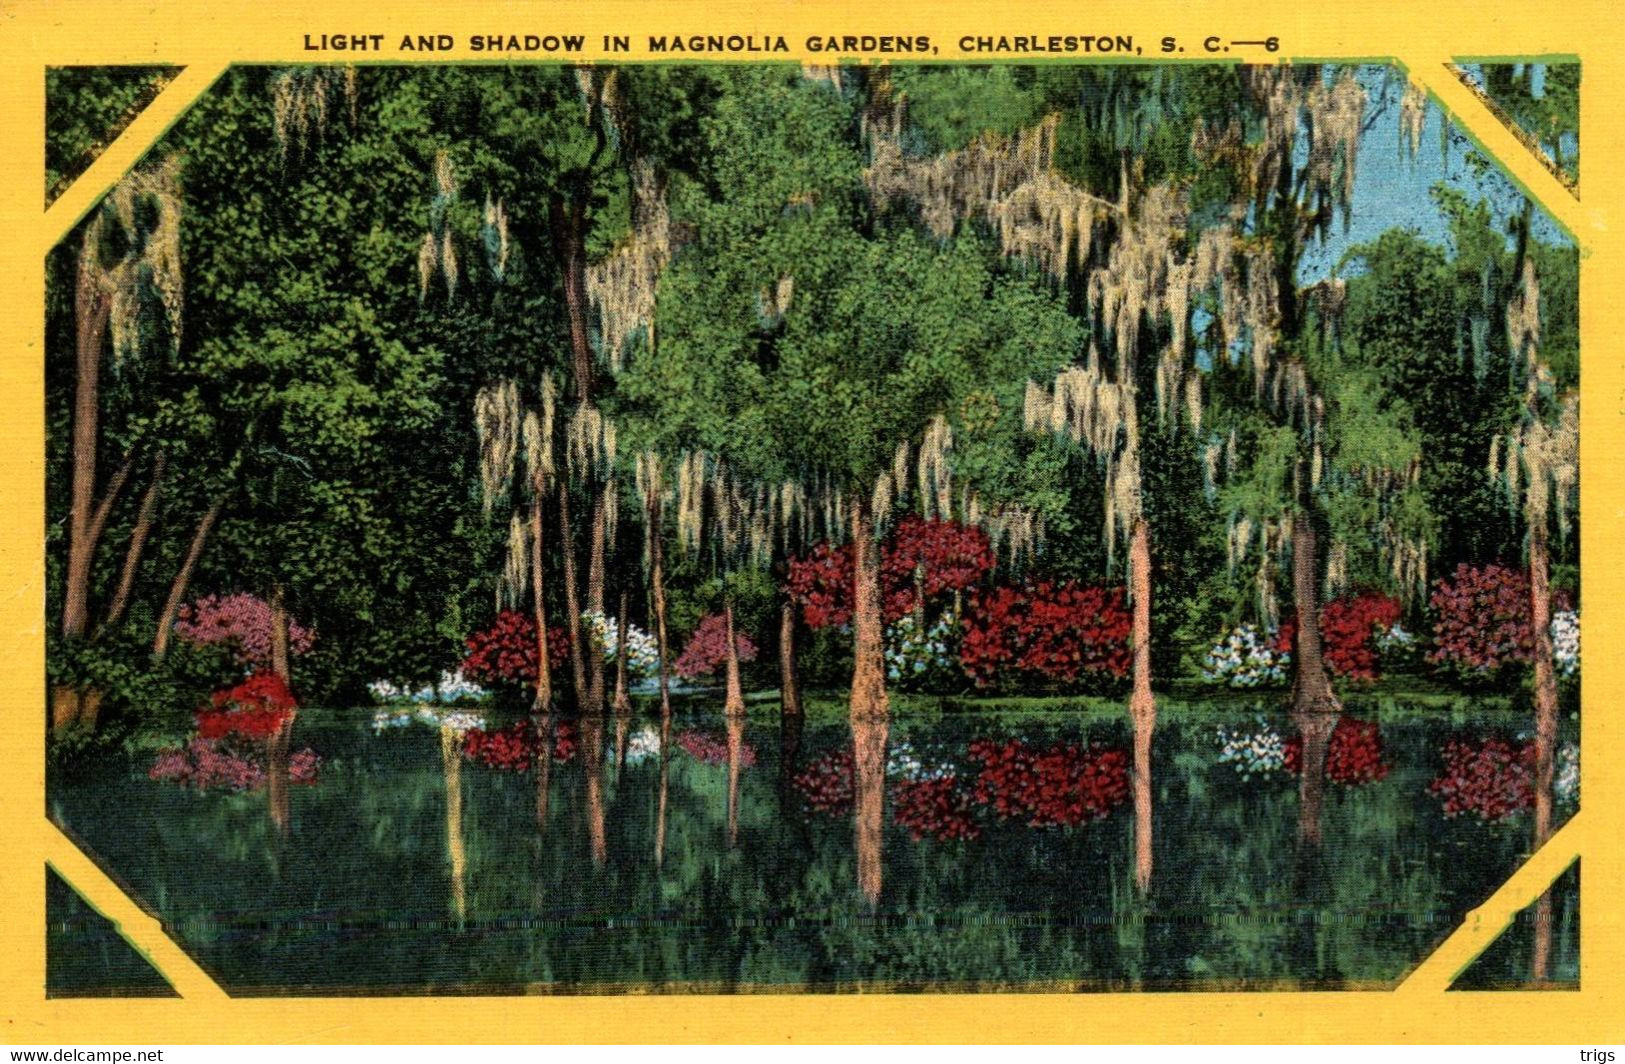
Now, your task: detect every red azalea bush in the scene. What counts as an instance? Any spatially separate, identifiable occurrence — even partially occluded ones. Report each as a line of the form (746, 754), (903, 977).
(892, 776), (981, 842)
(462, 720), (578, 772)
(173, 593), (315, 665)
(792, 749), (855, 813)
(195, 671), (297, 740)
(1272, 592), (1404, 683)
(672, 614), (758, 681)
(959, 582), (1131, 688)
(460, 610), (572, 689)
(966, 738), (1130, 827)
(785, 518), (995, 629)
(1282, 717), (1389, 785)
(1429, 736), (1534, 821)
(675, 730), (758, 767)
(1427, 564), (1573, 683)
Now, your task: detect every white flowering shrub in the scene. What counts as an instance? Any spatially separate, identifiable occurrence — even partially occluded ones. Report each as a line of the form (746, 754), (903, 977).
(887, 740), (956, 781)
(884, 612), (961, 691)
(623, 726), (661, 765)
(1551, 609), (1579, 679)
(584, 611), (662, 679)
(1555, 741), (1579, 805)
(1201, 624), (1290, 688)
(1216, 717), (1288, 779)
(368, 669), (488, 705)
(371, 705), (487, 734)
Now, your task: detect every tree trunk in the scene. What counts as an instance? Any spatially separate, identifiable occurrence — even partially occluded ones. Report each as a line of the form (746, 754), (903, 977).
(152, 496), (224, 658)
(534, 711), (553, 832)
(440, 724), (467, 922)
(726, 711), (744, 847)
(1128, 517), (1155, 893)
(529, 483), (553, 714)
(62, 240), (113, 641)
(655, 717), (670, 869)
(649, 494), (672, 723)
(913, 563), (926, 630)
(269, 583), (291, 685)
(585, 490), (607, 716)
(1529, 519), (1558, 982)
(779, 599), (802, 718)
(1289, 510), (1340, 846)
(1290, 513), (1341, 718)
(849, 500), (890, 722)
(100, 453), (165, 636)
(613, 589), (633, 715)
(853, 712), (888, 906)
(551, 196), (596, 407)
(558, 481), (588, 712)
(581, 713), (607, 866)
(723, 595), (746, 716)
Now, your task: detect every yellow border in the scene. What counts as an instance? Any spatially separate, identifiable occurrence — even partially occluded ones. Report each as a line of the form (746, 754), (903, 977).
(2, 0), (1620, 1043)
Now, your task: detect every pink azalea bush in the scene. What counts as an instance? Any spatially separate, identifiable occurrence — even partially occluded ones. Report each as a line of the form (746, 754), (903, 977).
(149, 738), (320, 792)
(673, 613), (757, 681)
(173, 593), (315, 666)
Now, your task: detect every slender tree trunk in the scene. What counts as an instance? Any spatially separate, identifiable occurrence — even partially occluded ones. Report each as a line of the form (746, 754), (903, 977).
(648, 495), (672, 723)
(1128, 517), (1155, 893)
(723, 595), (746, 716)
(779, 700), (804, 813)
(441, 724), (467, 922)
(853, 712), (889, 906)
(152, 496), (224, 658)
(558, 481), (588, 712)
(1529, 519), (1558, 982)
(613, 589), (633, 714)
(585, 490), (607, 716)
(726, 711), (744, 847)
(100, 453), (165, 636)
(266, 582), (294, 837)
(529, 482), (552, 714)
(534, 711), (553, 832)
(269, 583), (291, 684)
(849, 499), (890, 723)
(62, 243), (113, 641)
(552, 197), (596, 408)
(581, 713), (607, 866)
(1290, 508), (1341, 846)
(655, 717), (670, 869)
(913, 563), (926, 630)
(779, 599), (802, 717)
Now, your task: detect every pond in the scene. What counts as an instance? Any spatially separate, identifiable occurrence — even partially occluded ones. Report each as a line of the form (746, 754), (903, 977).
(47, 702), (1578, 995)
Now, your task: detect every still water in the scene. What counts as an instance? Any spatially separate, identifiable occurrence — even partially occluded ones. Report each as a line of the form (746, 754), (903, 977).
(48, 705), (1577, 994)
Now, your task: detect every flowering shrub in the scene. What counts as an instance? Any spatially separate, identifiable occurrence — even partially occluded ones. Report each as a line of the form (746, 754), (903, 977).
(1555, 741), (1580, 805)
(1202, 625), (1291, 688)
(368, 670), (487, 705)
(196, 671), (297, 740)
(959, 583), (1131, 689)
(460, 610), (572, 689)
(1272, 592), (1405, 684)
(583, 612), (661, 679)
(966, 738), (1130, 827)
(1215, 718), (1289, 778)
(1429, 736), (1534, 821)
(673, 613), (758, 681)
(675, 730), (757, 767)
(786, 518), (995, 629)
(173, 593), (315, 666)
(372, 706), (487, 733)
(791, 749), (854, 813)
(887, 740), (956, 781)
(884, 612), (961, 691)
(1427, 564), (1576, 683)
(892, 777), (981, 842)
(461, 720), (578, 772)
(1282, 717), (1389, 785)
(624, 726), (661, 765)
(1552, 610), (1580, 679)
(149, 738), (319, 792)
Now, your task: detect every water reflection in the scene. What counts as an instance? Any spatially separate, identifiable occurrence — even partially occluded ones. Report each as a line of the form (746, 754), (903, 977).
(53, 706), (1579, 993)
